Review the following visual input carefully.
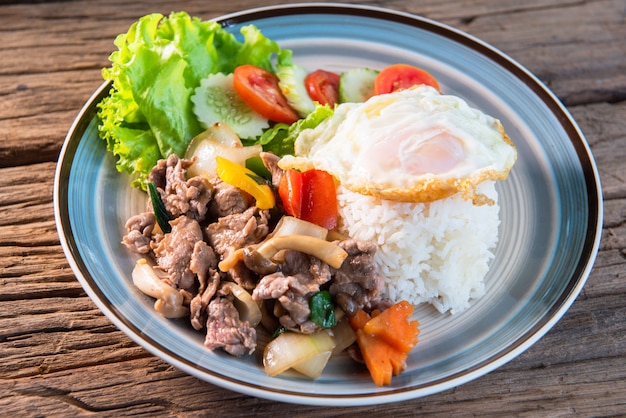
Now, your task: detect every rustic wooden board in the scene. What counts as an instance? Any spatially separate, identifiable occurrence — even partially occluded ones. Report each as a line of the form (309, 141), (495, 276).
(1, 0), (624, 416)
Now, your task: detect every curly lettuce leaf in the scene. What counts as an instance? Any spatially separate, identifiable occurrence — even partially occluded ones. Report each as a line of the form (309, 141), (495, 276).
(251, 105), (334, 156)
(97, 11), (284, 188)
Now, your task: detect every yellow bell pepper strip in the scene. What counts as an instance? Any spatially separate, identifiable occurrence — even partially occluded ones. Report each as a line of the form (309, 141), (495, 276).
(215, 156), (275, 209)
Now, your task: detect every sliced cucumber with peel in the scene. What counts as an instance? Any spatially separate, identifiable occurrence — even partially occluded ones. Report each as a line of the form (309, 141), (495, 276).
(339, 68), (379, 103)
(277, 64), (316, 117)
(191, 73), (269, 140)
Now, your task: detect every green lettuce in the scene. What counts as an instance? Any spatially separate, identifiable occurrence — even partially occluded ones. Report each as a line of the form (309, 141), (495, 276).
(252, 104), (334, 156)
(97, 12), (284, 188)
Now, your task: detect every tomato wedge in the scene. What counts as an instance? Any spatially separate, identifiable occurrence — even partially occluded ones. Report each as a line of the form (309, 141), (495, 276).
(374, 63), (440, 95)
(304, 69), (341, 107)
(278, 169), (338, 230)
(233, 64), (300, 124)
(300, 169), (338, 230)
(278, 169), (303, 218)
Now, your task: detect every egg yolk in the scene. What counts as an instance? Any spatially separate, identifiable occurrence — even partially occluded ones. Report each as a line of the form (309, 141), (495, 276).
(402, 130), (465, 176)
(365, 128), (465, 177)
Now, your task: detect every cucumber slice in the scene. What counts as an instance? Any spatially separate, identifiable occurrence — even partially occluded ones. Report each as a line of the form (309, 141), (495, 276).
(191, 73), (269, 140)
(277, 64), (316, 117)
(339, 68), (379, 103)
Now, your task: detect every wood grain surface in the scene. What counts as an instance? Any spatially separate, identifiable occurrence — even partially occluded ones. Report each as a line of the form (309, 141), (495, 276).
(1, 0), (624, 416)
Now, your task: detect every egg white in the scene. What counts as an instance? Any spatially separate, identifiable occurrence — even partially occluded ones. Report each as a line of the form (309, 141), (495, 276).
(278, 85), (517, 204)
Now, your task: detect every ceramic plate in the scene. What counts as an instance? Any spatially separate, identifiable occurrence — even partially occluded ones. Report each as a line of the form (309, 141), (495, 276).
(54, 3), (602, 406)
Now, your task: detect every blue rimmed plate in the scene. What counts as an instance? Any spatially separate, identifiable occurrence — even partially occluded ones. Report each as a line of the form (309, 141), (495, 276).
(54, 3), (602, 406)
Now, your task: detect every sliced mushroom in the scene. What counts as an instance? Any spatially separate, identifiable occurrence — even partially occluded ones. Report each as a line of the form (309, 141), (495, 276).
(269, 216), (328, 240)
(132, 258), (189, 318)
(255, 235), (348, 269)
(219, 281), (262, 326)
(218, 216), (347, 274)
(217, 248), (245, 272)
(242, 247), (278, 275)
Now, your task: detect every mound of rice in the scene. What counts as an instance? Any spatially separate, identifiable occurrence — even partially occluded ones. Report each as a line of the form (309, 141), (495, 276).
(336, 181), (500, 314)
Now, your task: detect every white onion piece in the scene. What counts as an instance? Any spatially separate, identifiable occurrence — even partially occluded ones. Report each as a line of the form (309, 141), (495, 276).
(188, 122), (242, 149)
(263, 331), (336, 377)
(185, 122), (262, 178)
(292, 351), (332, 379)
(329, 317), (357, 355)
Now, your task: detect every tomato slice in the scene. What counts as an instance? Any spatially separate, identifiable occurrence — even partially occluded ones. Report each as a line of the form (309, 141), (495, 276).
(301, 169), (338, 230)
(304, 69), (341, 107)
(278, 169), (303, 217)
(278, 169), (338, 230)
(233, 64), (300, 124)
(374, 64), (440, 95)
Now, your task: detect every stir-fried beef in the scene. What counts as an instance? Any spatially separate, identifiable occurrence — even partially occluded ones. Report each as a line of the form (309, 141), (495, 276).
(149, 154), (213, 222)
(207, 206), (270, 256)
(204, 296), (256, 356)
(207, 177), (250, 219)
(260, 151), (283, 188)
(329, 239), (392, 314)
(152, 215), (205, 291)
(206, 206), (271, 289)
(252, 250), (332, 333)
(124, 153), (394, 358)
(189, 241), (220, 330)
(123, 212), (156, 254)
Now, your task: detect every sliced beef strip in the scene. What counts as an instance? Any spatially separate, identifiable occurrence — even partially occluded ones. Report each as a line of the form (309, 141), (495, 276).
(329, 239), (392, 315)
(207, 177), (250, 219)
(149, 154), (213, 222)
(148, 155), (170, 190)
(204, 296), (256, 357)
(252, 250), (332, 334)
(189, 241), (221, 330)
(122, 212), (156, 254)
(152, 215), (205, 292)
(206, 206), (271, 289)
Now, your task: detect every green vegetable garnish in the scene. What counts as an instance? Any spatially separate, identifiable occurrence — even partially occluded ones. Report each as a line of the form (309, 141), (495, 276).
(309, 291), (336, 329)
(148, 182), (172, 233)
(272, 326), (286, 338)
(245, 172), (269, 186)
(245, 156), (272, 180)
(97, 11), (287, 188)
(254, 104), (333, 156)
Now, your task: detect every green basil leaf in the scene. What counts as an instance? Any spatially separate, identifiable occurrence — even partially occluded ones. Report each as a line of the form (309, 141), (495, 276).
(310, 291), (336, 329)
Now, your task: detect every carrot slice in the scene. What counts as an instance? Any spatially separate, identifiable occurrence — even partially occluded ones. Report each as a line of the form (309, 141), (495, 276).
(355, 329), (408, 386)
(362, 300), (420, 353)
(348, 301), (420, 386)
(349, 308), (371, 330)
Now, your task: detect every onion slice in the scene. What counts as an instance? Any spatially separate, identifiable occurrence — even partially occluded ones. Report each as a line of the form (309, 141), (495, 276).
(185, 122), (262, 178)
(263, 331), (336, 377)
(291, 351), (333, 379)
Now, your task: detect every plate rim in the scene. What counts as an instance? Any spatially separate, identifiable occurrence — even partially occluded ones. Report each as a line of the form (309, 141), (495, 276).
(53, 2), (603, 406)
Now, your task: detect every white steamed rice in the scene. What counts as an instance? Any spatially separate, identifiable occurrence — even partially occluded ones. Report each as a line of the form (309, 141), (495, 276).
(336, 181), (500, 314)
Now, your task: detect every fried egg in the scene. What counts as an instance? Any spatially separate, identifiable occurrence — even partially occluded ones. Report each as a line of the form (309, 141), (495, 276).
(278, 85), (517, 204)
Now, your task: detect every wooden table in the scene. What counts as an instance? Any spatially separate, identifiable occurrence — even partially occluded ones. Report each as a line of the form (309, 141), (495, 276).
(1, 0), (624, 415)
